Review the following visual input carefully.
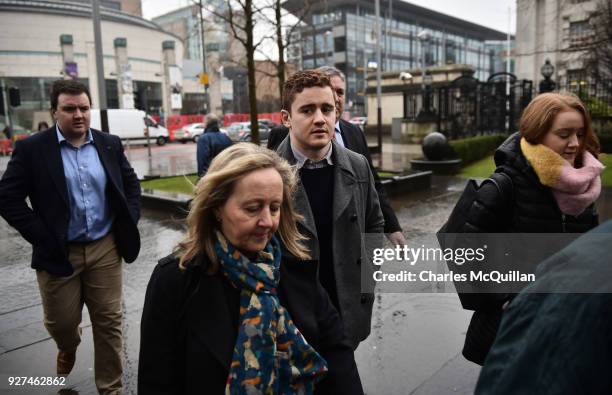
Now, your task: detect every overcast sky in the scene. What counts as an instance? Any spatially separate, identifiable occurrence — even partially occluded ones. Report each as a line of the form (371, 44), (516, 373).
(141, 0), (516, 34)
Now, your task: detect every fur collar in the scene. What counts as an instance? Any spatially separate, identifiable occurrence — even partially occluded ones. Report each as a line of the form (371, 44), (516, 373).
(520, 138), (604, 216)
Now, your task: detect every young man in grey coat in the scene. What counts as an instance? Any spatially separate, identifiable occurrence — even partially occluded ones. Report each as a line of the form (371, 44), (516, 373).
(277, 70), (384, 350)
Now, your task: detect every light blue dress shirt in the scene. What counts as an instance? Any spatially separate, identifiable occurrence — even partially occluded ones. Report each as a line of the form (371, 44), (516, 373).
(56, 126), (114, 242)
(334, 121), (345, 148)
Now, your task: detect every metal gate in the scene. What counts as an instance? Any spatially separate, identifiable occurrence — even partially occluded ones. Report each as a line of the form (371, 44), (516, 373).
(436, 73), (533, 139)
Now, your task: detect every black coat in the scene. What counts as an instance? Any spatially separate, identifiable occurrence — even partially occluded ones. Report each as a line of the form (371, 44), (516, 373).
(462, 132), (598, 234)
(138, 253), (364, 395)
(460, 132), (599, 365)
(267, 121), (401, 233)
(0, 126), (141, 276)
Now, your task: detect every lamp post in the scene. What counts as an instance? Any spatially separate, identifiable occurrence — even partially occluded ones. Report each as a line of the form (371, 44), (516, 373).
(416, 30), (434, 121)
(422, 71), (433, 115)
(324, 31), (333, 65)
(399, 72), (413, 119)
(539, 59), (556, 93)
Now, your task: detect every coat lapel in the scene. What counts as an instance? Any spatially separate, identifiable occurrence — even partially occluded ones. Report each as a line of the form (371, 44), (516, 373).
(332, 141), (356, 223)
(41, 127), (69, 208)
(295, 182), (318, 238)
(92, 130), (123, 197)
(276, 137), (318, 239)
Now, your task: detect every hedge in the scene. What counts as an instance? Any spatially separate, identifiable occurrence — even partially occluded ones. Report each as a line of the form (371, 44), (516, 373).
(449, 134), (508, 165)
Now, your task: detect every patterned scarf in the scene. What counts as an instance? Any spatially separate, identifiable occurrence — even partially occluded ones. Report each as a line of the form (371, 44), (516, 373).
(215, 232), (328, 395)
(520, 138), (605, 216)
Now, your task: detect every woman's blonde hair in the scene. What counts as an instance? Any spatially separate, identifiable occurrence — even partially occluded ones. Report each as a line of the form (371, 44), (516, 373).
(519, 92), (600, 167)
(177, 142), (310, 271)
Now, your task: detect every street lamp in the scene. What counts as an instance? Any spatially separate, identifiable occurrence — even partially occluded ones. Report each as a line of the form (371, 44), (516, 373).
(399, 72), (413, 119)
(417, 30), (429, 70)
(324, 31), (333, 65)
(539, 59), (556, 93)
(416, 30), (435, 120)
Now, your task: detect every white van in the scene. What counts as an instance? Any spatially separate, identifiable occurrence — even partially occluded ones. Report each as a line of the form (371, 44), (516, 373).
(90, 109), (169, 146)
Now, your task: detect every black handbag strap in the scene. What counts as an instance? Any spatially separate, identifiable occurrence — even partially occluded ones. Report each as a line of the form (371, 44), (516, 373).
(483, 170), (513, 206)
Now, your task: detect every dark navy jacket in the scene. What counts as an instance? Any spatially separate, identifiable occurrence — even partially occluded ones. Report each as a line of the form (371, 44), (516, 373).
(196, 126), (232, 176)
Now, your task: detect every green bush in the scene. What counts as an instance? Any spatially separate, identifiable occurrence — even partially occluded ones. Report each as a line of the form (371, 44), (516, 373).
(449, 134), (508, 165)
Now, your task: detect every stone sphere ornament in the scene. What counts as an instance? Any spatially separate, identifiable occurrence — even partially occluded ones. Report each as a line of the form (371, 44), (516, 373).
(422, 132), (451, 161)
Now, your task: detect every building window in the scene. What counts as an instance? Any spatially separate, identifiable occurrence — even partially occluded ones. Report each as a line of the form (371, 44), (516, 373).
(569, 20), (592, 46)
(445, 41), (456, 64)
(334, 37), (346, 52)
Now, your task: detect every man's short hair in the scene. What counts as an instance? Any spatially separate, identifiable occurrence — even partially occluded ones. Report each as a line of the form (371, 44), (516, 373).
(50, 80), (92, 110)
(282, 70), (332, 111)
(316, 65), (345, 82)
(205, 113), (219, 127)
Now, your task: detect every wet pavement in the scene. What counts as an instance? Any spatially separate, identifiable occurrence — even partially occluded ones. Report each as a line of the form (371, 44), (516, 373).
(1, 140), (611, 394)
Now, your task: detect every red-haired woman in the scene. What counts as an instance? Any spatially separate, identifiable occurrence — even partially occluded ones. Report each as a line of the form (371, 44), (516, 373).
(460, 92), (604, 365)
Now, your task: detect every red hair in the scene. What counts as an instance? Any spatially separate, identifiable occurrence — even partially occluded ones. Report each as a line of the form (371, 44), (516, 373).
(519, 92), (600, 167)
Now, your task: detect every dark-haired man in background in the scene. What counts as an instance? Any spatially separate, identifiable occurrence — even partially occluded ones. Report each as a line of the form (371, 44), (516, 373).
(0, 80), (141, 394)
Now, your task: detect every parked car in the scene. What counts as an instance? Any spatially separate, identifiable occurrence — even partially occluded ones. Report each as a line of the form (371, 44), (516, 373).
(174, 122), (205, 143)
(258, 118), (277, 129)
(349, 116), (367, 127)
(226, 121), (271, 142)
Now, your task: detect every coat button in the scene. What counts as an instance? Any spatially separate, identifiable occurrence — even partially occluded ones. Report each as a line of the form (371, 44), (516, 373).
(360, 294), (368, 303)
(356, 258), (361, 265)
(350, 213), (358, 222)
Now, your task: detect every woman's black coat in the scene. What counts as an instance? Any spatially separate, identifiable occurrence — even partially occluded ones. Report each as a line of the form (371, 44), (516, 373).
(460, 133), (599, 365)
(138, 253), (364, 395)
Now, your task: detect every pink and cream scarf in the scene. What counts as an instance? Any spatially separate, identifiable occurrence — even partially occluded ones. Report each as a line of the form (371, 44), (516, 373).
(520, 138), (605, 216)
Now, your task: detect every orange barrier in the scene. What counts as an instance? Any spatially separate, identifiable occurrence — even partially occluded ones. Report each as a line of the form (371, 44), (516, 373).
(0, 140), (12, 156)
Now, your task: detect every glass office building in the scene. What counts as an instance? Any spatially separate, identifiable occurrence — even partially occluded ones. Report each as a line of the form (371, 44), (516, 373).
(284, 0), (509, 115)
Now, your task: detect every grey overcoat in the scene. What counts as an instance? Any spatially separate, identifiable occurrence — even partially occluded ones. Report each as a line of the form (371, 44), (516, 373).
(277, 138), (385, 349)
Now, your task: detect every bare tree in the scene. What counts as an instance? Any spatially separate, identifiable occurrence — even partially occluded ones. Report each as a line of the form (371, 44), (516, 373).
(255, 0), (315, 101)
(196, 0), (270, 143)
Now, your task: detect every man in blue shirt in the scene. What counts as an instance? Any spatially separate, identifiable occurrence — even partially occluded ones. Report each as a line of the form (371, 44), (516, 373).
(0, 80), (141, 394)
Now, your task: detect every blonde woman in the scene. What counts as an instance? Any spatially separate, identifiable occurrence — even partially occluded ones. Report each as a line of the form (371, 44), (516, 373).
(138, 143), (363, 394)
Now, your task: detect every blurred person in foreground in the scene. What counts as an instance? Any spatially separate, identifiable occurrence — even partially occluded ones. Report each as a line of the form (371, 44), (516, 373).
(0, 79), (141, 394)
(138, 143), (363, 394)
(196, 113), (233, 176)
(454, 92), (603, 365)
(276, 70), (384, 350)
(476, 220), (612, 394)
